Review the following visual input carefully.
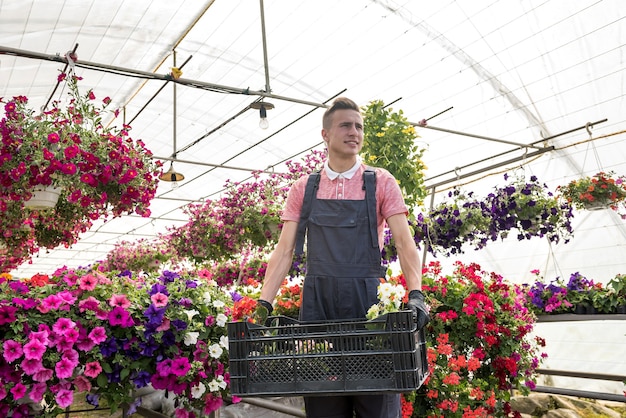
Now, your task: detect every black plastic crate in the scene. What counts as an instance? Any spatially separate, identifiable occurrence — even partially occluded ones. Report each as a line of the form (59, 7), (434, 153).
(227, 310), (429, 397)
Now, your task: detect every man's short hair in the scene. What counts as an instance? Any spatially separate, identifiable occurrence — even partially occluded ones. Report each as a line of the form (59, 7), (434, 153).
(322, 97), (360, 129)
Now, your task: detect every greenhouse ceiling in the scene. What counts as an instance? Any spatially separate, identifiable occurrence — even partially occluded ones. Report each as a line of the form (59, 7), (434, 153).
(1, 0), (625, 282)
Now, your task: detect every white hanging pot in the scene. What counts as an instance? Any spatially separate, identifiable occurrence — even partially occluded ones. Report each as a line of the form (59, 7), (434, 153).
(24, 185), (62, 210)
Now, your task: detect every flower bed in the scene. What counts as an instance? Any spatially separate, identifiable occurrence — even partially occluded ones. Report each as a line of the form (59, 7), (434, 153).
(0, 267), (234, 417)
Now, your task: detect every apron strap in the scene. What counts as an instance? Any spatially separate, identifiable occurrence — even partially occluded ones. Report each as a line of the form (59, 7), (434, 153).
(363, 168), (379, 249)
(295, 172), (320, 255)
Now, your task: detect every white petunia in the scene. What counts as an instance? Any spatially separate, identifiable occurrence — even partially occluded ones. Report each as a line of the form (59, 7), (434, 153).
(208, 379), (220, 392)
(203, 291), (212, 304)
(212, 300), (225, 309)
(209, 343), (223, 359)
(216, 313), (228, 327)
(219, 335), (229, 349)
(184, 331), (199, 346)
(191, 382), (206, 398)
(184, 309), (199, 321)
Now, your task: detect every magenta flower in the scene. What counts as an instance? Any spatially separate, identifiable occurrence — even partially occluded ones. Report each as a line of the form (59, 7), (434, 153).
(55, 388), (74, 408)
(156, 359), (173, 376)
(0, 305), (18, 325)
(108, 306), (134, 327)
(78, 295), (101, 312)
(33, 367), (54, 382)
(52, 317), (77, 336)
(88, 326), (107, 344)
(28, 330), (50, 345)
(171, 357), (191, 377)
(10, 382), (27, 400)
(55, 357), (77, 379)
(20, 357), (43, 375)
(29, 382), (47, 403)
(2, 339), (23, 363)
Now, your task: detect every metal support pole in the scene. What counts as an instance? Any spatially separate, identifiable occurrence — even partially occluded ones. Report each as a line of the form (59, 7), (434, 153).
(0, 45), (327, 109)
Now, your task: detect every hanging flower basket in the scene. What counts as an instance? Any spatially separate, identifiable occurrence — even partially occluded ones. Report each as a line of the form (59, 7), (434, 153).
(0, 70), (162, 271)
(557, 171), (626, 217)
(23, 185), (62, 210)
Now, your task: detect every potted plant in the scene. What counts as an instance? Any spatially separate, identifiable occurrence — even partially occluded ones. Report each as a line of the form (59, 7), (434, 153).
(412, 189), (491, 257)
(167, 150), (325, 264)
(400, 174), (574, 260)
(606, 273), (626, 314)
(485, 173), (574, 245)
(0, 71), (161, 270)
(557, 171), (626, 217)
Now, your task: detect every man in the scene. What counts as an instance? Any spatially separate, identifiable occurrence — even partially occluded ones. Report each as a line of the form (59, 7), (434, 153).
(257, 97), (429, 418)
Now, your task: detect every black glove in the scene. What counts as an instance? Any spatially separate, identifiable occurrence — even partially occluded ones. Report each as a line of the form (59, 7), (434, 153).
(252, 299), (273, 326)
(407, 290), (430, 330)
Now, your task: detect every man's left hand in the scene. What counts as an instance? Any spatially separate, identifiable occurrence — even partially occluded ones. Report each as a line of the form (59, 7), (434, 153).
(407, 290), (430, 330)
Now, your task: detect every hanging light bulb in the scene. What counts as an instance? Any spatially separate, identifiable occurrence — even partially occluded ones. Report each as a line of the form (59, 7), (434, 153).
(251, 101), (274, 130)
(159, 162), (185, 189)
(259, 104), (269, 129)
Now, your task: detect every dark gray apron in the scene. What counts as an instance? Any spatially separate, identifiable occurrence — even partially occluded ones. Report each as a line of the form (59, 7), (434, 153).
(294, 170), (401, 418)
(295, 169), (386, 322)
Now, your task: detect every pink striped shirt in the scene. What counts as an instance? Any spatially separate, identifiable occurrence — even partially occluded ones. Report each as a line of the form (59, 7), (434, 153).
(282, 164), (408, 248)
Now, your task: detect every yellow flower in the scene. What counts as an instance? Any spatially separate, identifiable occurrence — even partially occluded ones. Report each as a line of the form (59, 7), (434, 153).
(171, 67), (183, 79)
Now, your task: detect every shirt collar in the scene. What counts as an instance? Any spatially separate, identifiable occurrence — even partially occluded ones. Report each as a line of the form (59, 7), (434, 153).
(324, 156), (362, 180)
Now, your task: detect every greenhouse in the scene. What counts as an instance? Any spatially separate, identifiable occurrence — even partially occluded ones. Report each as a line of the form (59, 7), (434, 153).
(1, 1), (625, 417)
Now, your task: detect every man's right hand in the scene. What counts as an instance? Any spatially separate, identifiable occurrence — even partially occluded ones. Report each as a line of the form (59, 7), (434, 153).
(252, 299), (274, 326)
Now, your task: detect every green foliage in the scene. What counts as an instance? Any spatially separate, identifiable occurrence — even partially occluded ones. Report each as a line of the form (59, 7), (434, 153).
(361, 100), (428, 213)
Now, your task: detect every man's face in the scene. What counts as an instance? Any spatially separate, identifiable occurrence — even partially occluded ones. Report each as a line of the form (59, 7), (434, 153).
(322, 109), (364, 158)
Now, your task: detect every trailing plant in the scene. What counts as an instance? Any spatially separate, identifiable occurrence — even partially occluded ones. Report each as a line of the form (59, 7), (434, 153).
(557, 171), (626, 218)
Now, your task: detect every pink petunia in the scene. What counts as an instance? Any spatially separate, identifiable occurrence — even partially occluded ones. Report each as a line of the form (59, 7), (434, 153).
(203, 394), (223, 414)
(33, 367), (54, 382)
(150, 292), (169, 307)
(175, 408), (192, 418)
(0, 305), (18, 325)
(73, 375), (92, 392)
(108, 306), (134, 327)
(28, 330), (50, 345)
(84, 361), (102, 378)
(156, 359), (173, 377)
(52, 317), (76, 336)
(88, 326), (107, 344)
(79, 274), (98, 291)
(29, 382), (47, 403)
(40, 294), (63, 312)
(55, 357), (76, 379)
(21, 357), (44, 375)
(170, 357), (191, 377)
(10, 383), (27, 400)
(57, 290), (77, 307)
(2, 340), (23, 363)
(156, 318), (171, 332)
(55, 389), (74, 408)
(23, 339), (46, 360)
(79, 296), (101, 312)
(62, 348), (79, 364)
(108, 294), (131, 309)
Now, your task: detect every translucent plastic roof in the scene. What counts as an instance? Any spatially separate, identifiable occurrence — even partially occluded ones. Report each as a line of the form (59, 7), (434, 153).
(1, 0), (625, 281)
